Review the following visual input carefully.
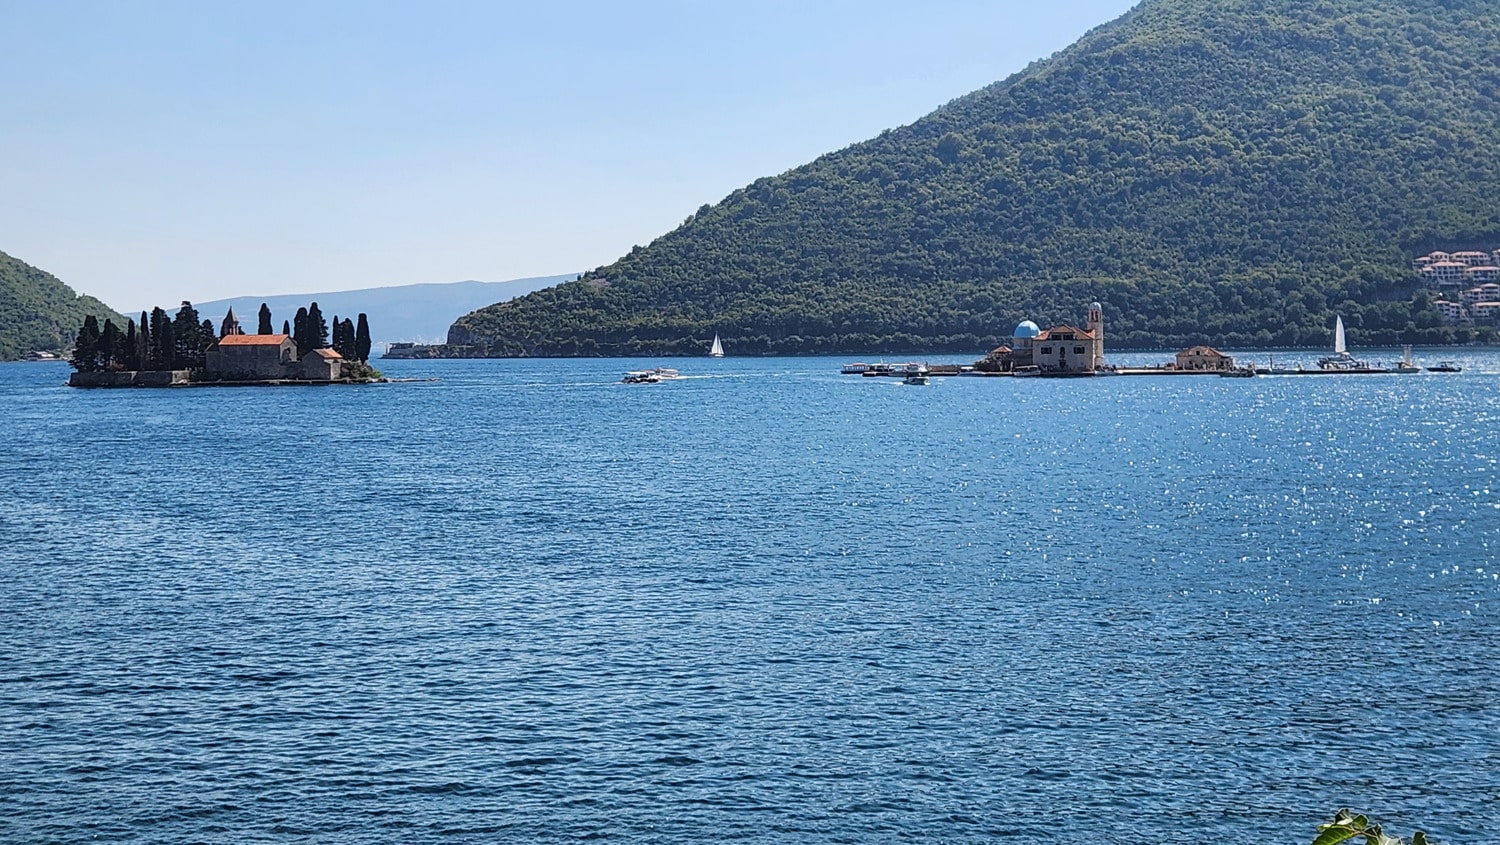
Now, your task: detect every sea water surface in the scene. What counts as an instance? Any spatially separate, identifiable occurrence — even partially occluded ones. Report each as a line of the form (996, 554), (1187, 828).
(1, 353), (1497, 843)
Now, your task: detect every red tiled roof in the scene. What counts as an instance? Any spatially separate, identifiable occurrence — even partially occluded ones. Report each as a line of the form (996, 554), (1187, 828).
(1037, 325), (1095, 341)
(218, 334), (290, 346)
(308, 348), (344, 359)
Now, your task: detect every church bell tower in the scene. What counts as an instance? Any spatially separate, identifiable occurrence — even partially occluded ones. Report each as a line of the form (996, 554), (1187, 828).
(1087, 302), (1104, 370)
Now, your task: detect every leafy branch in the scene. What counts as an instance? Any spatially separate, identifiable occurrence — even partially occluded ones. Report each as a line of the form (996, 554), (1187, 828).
(1313, 809), (1429, 845)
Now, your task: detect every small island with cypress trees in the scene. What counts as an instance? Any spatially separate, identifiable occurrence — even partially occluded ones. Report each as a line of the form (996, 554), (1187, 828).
(67, 300), (384, 387)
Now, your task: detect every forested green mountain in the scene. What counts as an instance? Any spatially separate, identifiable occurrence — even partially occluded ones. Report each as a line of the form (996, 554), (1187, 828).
(0, 250), (123, 361)
(454, 0), (1500, 355)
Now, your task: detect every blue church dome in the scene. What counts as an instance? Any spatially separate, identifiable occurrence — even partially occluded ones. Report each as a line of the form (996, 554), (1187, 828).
(1013, 320), (1041, 339)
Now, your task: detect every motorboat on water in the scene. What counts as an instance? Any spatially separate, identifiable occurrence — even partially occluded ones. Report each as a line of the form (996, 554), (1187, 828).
(861, 362), (897, 377)
(902, 363), (930, 385)
(621, 366), (682, 384)
(1012, 365), (1041, 377)
(1427, 361), (1462, 373)
(1393, 345), (1421, 374)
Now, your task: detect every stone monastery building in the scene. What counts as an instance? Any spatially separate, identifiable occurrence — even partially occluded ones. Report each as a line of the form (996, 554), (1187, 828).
(204, 309), (344, 380)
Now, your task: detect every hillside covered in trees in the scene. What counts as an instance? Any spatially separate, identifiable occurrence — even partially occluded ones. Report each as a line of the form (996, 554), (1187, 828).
(0, 250), (122, 361)
(453, 0), (1500, 355)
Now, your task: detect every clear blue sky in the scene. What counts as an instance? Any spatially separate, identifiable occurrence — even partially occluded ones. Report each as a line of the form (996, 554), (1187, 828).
(3, 0), (1138, 311)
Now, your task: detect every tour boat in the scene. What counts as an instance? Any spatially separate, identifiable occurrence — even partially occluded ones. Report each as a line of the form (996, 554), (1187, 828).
(841, 362), (870, 375)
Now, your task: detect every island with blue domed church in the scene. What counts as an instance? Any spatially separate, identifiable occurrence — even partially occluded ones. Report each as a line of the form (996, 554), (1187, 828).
(843, 301), (1455, 379)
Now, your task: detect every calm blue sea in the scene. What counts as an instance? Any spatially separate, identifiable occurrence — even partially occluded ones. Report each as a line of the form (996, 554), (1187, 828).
(1, 351), (1497, 844)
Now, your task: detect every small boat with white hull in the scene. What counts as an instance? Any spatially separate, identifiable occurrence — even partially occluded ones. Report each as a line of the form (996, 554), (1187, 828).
(621, 367), (682, 384)
(1393, 345), (1421, 374)
(902, 363), (930, 385)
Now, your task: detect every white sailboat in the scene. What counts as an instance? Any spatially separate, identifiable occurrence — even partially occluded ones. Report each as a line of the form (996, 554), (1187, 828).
(1318, 315), (1367, 370)
(709, 334), (724, 357)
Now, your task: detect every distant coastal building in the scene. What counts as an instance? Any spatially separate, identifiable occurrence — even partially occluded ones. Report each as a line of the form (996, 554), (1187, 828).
(1174, 346), (1235, 371)
(1432, 299), (1468, 323)
(1461, 282), (1500, 304)
(1416, 249), (1500, 323)
(382, 342), (483, 359)
(1470, 302), (1500, 325)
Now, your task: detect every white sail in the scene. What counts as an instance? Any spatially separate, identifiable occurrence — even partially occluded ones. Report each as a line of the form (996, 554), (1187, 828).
(1333, 316), (1346, 354)
(709, 334), (724, 357)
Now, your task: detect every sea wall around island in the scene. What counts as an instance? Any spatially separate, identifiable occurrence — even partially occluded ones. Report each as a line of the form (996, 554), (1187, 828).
(68, 370), (193, 387)
(66, 370), (392, 388)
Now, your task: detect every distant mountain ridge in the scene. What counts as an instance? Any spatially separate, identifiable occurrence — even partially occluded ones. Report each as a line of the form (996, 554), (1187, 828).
(0, 250), (123, 361)
(187, 275), (576, 348)
(452, 0), (1500, 356)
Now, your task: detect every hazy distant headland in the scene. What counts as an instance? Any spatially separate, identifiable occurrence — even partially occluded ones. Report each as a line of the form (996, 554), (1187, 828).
(179, 274), (578, 351)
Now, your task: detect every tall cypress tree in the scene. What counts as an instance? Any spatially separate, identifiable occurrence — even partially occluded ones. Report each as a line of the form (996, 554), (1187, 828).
(332, 317), (355, 358)
(258, 303), (273, 335)
(172, 302), (202, 369)
(137, 312), (150, 370)
(199, 319), (217, 364)
(70, 315), (101, 372)
(308, 302), (329, 349)
(123, 319), (139, 370)
(98, 319), (123, 370)
(355, 313), (372, 362)
(282, 319), (291, 336)
(293, 307), (311, 356)
(148, 307), (173, 370)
